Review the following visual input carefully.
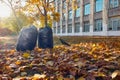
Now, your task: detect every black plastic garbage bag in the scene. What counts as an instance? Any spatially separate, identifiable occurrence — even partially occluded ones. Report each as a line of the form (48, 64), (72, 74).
(38, 26), (53, 49)
(16, 25), (38, 51)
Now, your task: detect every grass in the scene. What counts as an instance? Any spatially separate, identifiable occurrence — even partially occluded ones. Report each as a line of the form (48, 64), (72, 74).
(53, 36), (120, 48)
(0, 36), (120, 50)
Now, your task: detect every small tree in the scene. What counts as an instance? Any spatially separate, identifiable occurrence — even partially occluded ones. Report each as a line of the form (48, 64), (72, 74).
(0, 0), (22, 31)
(1, 11), (34, 33)
(22, 0), (60, 27)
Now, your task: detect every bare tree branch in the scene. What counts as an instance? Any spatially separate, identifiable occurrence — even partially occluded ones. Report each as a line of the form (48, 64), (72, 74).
(1, 0), (11, 8)
(36, 5), (44, 16)
(47, 0), (49, 7)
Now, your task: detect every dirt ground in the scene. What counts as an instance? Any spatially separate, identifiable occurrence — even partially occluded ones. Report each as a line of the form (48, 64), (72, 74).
(0, 36), (17, 50)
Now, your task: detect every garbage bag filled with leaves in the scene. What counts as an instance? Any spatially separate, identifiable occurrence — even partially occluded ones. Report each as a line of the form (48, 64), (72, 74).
(16, 25), (38, 51)
(38, 26), (53, 49)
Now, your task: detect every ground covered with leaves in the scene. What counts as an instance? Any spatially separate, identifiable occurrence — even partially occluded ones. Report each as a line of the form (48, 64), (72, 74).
(0, 42), (120, 80)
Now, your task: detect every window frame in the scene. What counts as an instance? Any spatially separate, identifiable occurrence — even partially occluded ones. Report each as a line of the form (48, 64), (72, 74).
(74, 23), (80, 33)
(108, 18), (120, 31)
(63, 0), (66, 9)
(84, 3), (90, 15)
(53, 27), (56, 34)
(94, 19), (103, 31)
(109, 0), (119, 8)
(62, 25), (66, 33)
(57, 26), (60, 33)
(83, 22), (90, 32)
(68, 24), (72, 33)
(62, 13), (66, 21)
(68, 10), (72, 19)
(95, 0), (103, 12)
(75, 7), (80, 17)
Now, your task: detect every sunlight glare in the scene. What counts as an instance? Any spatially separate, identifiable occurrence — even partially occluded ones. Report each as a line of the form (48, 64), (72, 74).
(0, 4), (11, 18)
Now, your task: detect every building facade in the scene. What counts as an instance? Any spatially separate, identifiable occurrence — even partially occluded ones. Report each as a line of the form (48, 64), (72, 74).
(52, 0), (120, 36)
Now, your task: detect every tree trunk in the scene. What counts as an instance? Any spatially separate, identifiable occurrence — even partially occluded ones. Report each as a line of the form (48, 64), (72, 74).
(44, 8), (47, 27)
(10, 3), (22, 34)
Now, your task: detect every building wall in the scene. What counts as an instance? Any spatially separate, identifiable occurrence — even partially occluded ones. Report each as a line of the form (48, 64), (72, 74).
(53, 0), (120, 36)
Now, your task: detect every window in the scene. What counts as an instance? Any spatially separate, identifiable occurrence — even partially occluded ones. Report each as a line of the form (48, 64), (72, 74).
(53, 27), (56, 33)
(68, 10), (72, 19)
(62, 26), (66, 33)
(57, 0), (60, 4)
(63, 1), (66, 9)
(74, 23), (80, 33)
(57, 26), (60, 33)
(69, 0), (72, 3)
(95, 0), (103, 12)
(77, 0), (80, 3)
(84, 4), (90, 15)
(108, 18), (120, 31)
(63, 13), (66, 20)
(68, 24), (72, 33)
(83, 22), (90, 32)
(58, 4), (60, 12)
(75, 8), (80, 17)
(68, 0), (72, 6)
(109, 0), (119, 8)
(94, 19), (103, 31)
(119, 20), (120, 29)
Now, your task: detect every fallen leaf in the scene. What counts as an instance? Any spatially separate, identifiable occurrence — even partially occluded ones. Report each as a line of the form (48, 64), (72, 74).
(33, 74), (46, 79)
(77, 77), (85, 80)
(111, 70), (120, 79)
(22, 52), (30, 58)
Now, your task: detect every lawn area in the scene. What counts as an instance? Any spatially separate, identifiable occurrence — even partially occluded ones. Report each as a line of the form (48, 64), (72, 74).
(1, 36), (120, 49)
(0, 36), (120, 80)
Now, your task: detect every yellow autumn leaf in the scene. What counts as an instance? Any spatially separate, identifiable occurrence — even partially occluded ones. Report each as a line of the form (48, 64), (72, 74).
(48, 22), (52, 27)
(104, 58), (110, 61)
(29, 0), (39, 4)
(72, 1), (78, 10)
(40, 20), (45, 27)
(77, 77), (85, 80)
(47, 14), (51, 20)
(53, 12), (60, 22)
(5, 66), (11, 70)
(15, 60), (21, 65)
(89, 47), (97, 54)
(10, 49), (15, 54)
(57, 75), (64, 80)
(48, 20), (53, 27)
(74, 58), (79, 62)
(97, 72), (106, 77)
(33, 74), (46, 80)
(49, 7), (55, 12)
(111, 70), (120, 79)
(22, 52), (30, 58)
(92, 44), (96, 47)
(28, 17), (34, 24)
(36, 48), (42, 52)
(64, 77), (75, 80)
